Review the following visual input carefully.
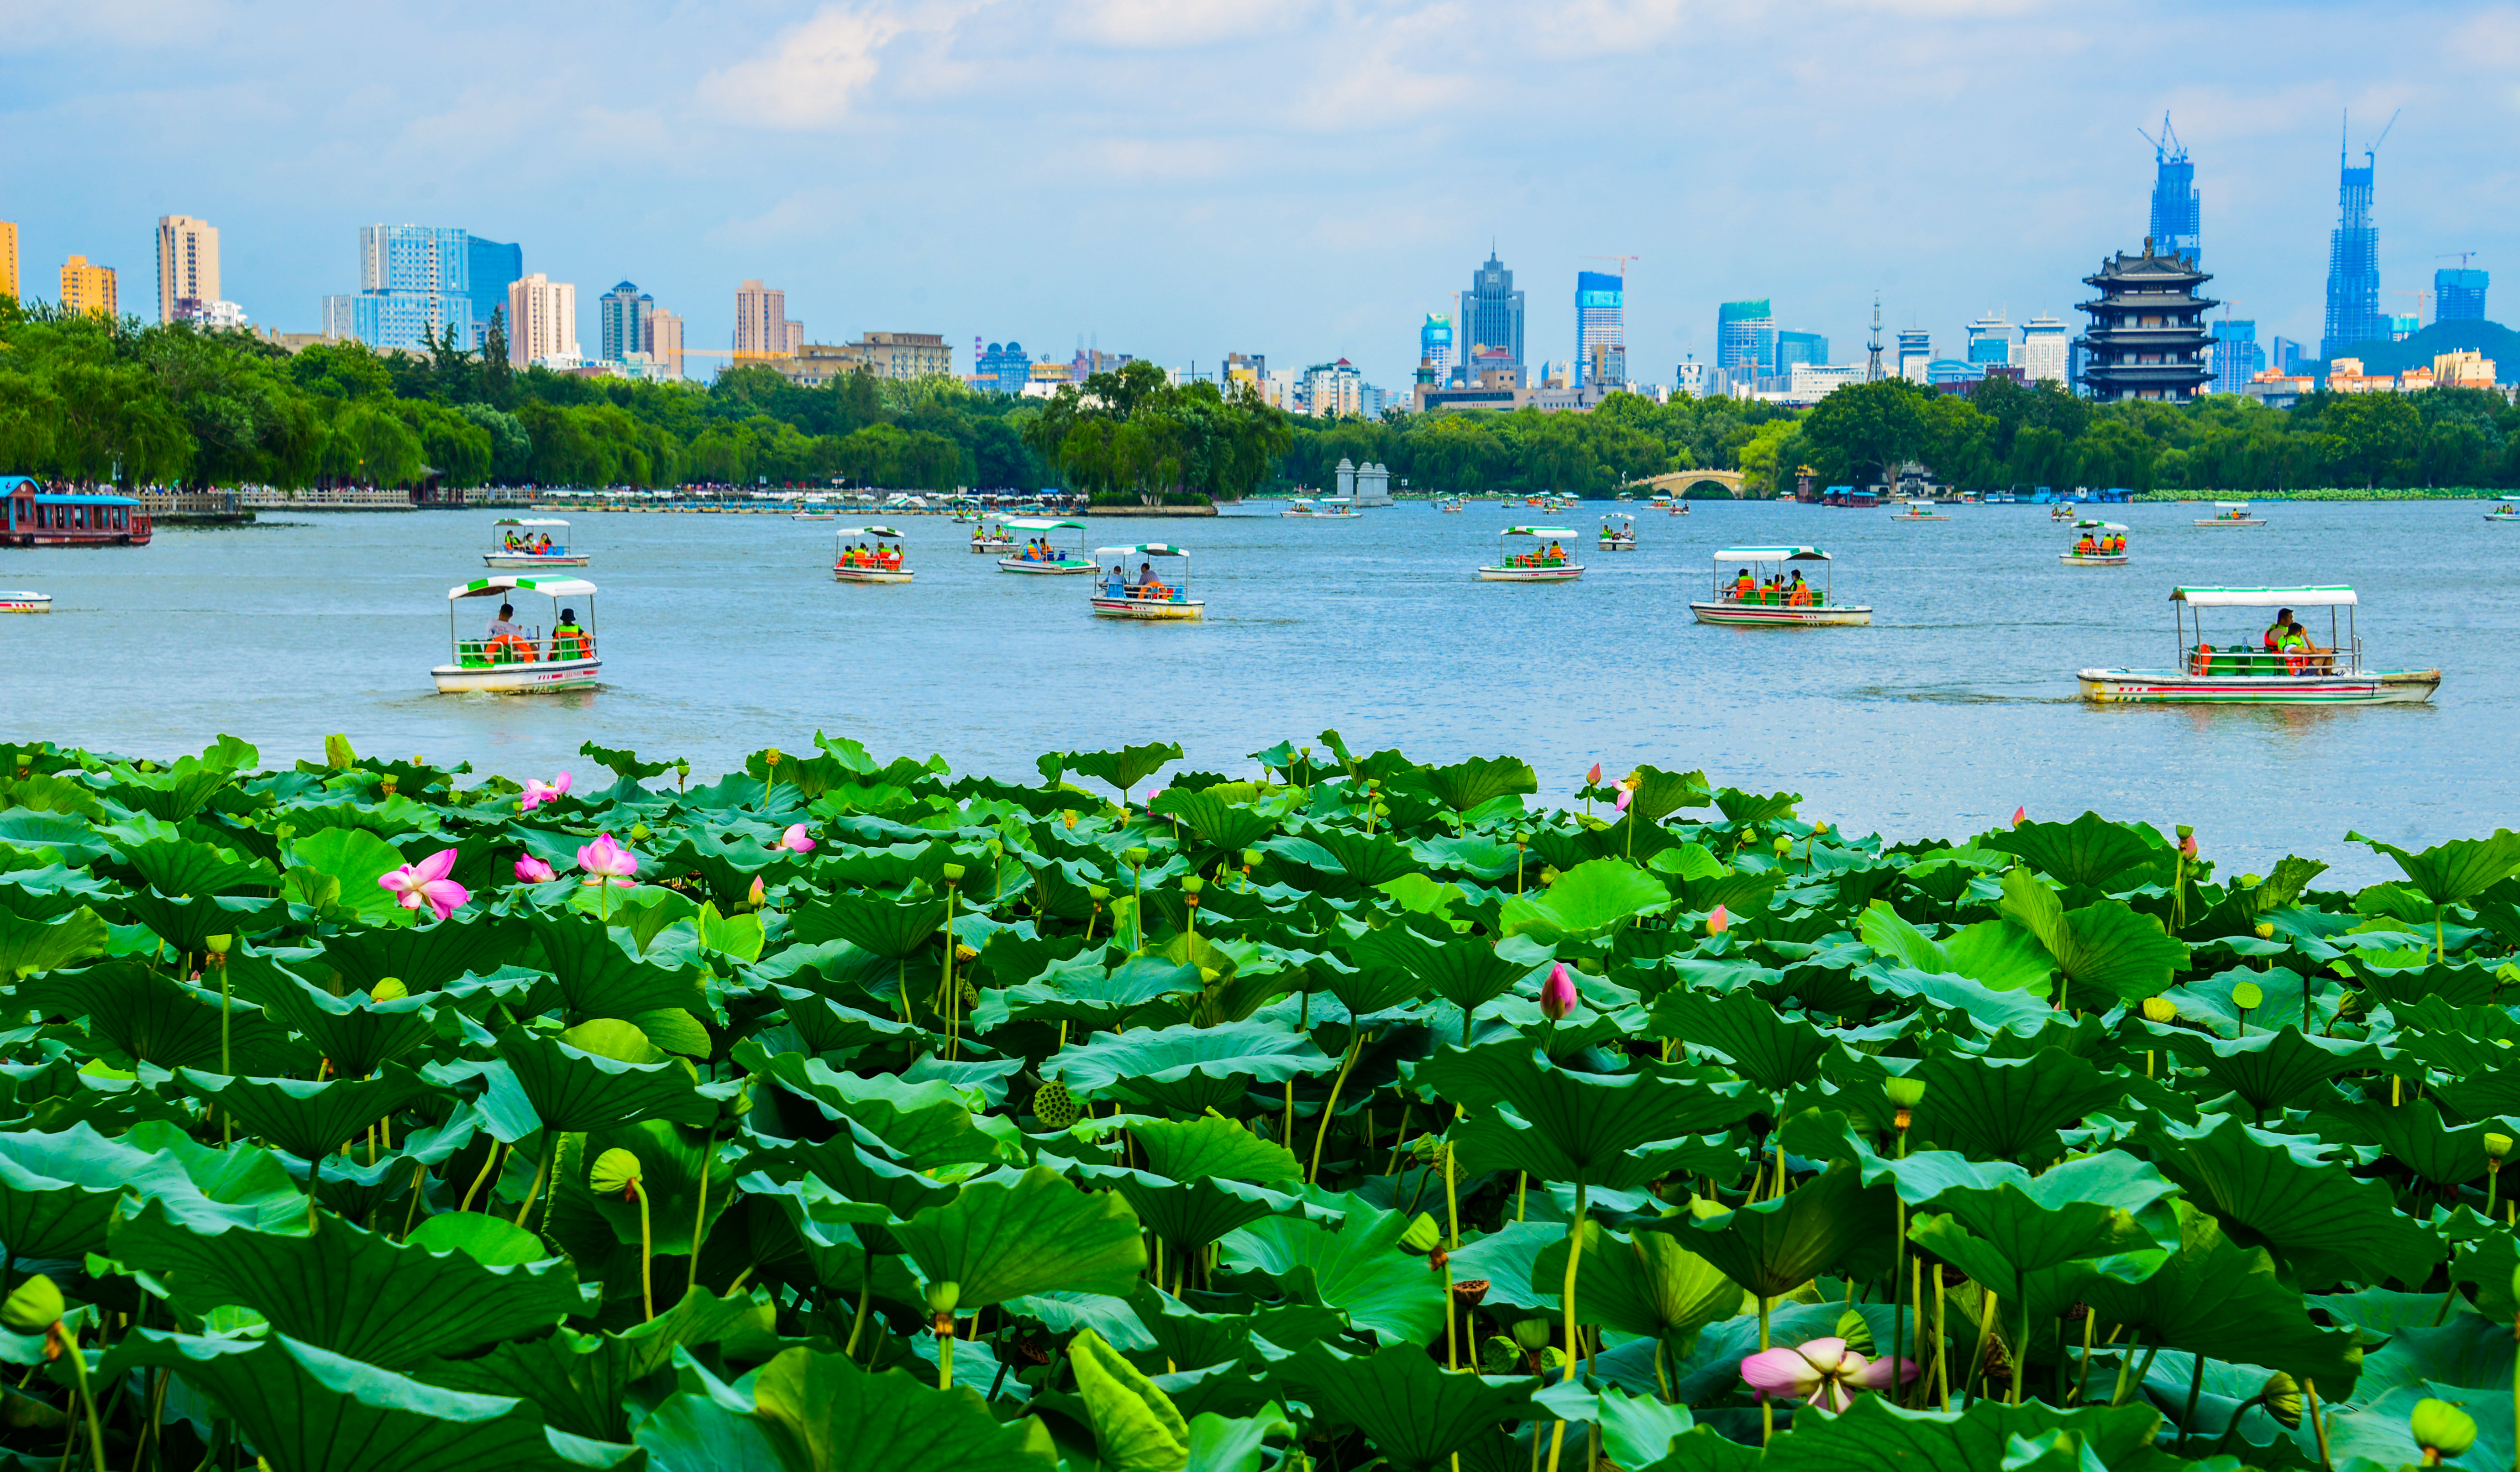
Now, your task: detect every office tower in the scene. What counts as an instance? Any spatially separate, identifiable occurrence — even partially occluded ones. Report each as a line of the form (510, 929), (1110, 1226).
(0, 220), (16, 301)
(2209, 320), (2264, 394)
(2436, 268), (2489, 322)
(975, 340), (1031, 393)
(2322, 125), (2385, 360)
(734, 280), (795, 357)
(346, 225), (473, 350)
(504, 274), (578, 367)
(2144, 115), (2200, 267)
(465, 238), (523, 349)
(154, 215), (221, 324)
(598, 281), (654, 364)
(2019, 315), (2070, 384)
(1419, 314), (1452, 380)
(1964, 312), (2016, 370)
(1459, 251), (1526, 371)
(648, 311), (684, 379)
(1716, 300), (1774, 379)
(1896, 327), (1932, 382)
(2075, 241), (2216, 403)
(2270, 336), (2305, 376)
(1575, 271), (1623, 386)
(60, 257), (117, 318)
(1774, 330), (1828, 370)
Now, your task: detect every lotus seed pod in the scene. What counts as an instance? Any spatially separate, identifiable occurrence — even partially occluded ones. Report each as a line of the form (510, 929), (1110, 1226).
(2254, 921), (2276, 940)
(0, 1276), (63, 1334)
(925, 1280), (960, 1315)
(2231, 981), (2264, 1011)
(1088, 885), (1111, 904)
(1126, 847), (1150, 866)
(762, 747), (782, 767)
(1064, 811), (1079, 829)
(1509, 1315), (1553, 1352)
(588, 1148), (642, 1196)
(940, 863), (966, 883)
(1774, 835), (1793, 856)
(204, 935), (233, 956)
(1241, 849), (1262, 869)
(1399, 1213), (1443, 1254)
(630, 822), (653, 842)
(1032, 1080), (1078, 1129)
(2258, 1372), (2303, 1430)
(1883, 1076), (1927, 1110)
(1479, 1336), (1522, 1375)
(2409, 1397), (2477, 1459)
(371, 978), (408, 1003)
(1181, 875), (1203, 896)
(2140, 997), (2178, 1024)
(2486, 1132), (2513, 1161)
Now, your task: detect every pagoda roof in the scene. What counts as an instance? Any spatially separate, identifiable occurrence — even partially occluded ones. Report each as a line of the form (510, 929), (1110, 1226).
(2084, 245), (2212, 289)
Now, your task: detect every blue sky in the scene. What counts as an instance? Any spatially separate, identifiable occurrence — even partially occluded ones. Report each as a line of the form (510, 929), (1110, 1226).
(5, 0), (2514, 388)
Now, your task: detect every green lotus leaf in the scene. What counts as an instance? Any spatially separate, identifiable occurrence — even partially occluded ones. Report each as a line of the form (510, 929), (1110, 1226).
(1149, 788), (1285, 854)
(890, 1164), (1145, 1308)
(1048, 1021), (1339, 1117)
(1304, 825), (1419, 888)
(1906, 1048), (2130, 1164)
(1071, 1326), (1192, 1471)
(745, 1126), (961, 1223)
(16, 959), (313, 1074)
(2155, 1023), (2379, 1121)
(1728, 1394), (2166, 1472)
(789, 891), (948, 959)
(2079, 1198), (2363, 1388)
(1648, 989), (1832, 1094)
(1858, 903), (2054, 996)
(1995, 869), (2188, 1004)
(980, 953), (1201, 1031)
(1061, 744), (1185, 802)
(1596, 1384), (1697, 1468)
(255, 973), (440, 1079)
(1531, 1214), (1747, 1341)
(2321, 1382), (2517, 1472)
(285, 826), (415, 927)
(524, 910), (710, 1026)
(1130, 1113), (1301, 1184)
(110, 1198), (582, 1367)
(1713, 787), (1801, 826)
(0, 808), (111, 865)
(405, 1210), (551, 1267)
(123, 835), (277, 897)
(1673, 1159), (1890, 1299)
(314, 912), (526, 995)
(103, 1331), (640, 1472)
(104, 755), (239, 823)
(417, 1289), (768, 1442)
(1892, 1150), (2180, 1283)
(1500, 858), (1671, 943)
(2311, 1092), (2499, 1188)
(1181, 1404), (1297, 1472)
(1413, 1041), (1752, 1187)
(2350, 828), (2520, 911)
(494, 1028), (713, 1134)
(1093, 1166), (1305, 1255)
(122, 889), (291, 953)
(1979, 812), (2167, 896)
(0, 900), (106, 980)
(1416, 755), (1538, 816)
(1219, 1200), (1444, 1345)
(2138, 1112), (2439, 1289)
(756, 1051), (1020, 1168)
(1266, 1339), (1537, 1472)
(1624, 765), (1711, 826)
(176, 1066), (444, 1163)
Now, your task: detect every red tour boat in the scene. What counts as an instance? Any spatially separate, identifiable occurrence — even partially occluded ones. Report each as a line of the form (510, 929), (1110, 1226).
(1, 478), (152, 547)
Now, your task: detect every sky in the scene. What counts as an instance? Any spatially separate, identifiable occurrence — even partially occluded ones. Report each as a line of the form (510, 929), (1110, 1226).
(5, 0), (2517, 390)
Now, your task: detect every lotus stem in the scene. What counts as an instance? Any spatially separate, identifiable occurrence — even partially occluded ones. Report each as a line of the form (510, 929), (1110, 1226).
(1933, 1270), (1950, 1410)
(62, 1321), (104, 1472)
(1964, 1288), (1997, 1407)
(2306, 1377), (2331, 1470)
(1543, 1179), (1589, 1472)
(2109, 1329), (2143, 1406)
(1307, 1028), (1370, 1186)
(2011, 1276), (2031, 1405)
(937, 1314), (956, 1390)
(512, 1138), (551, 1228)
(1443, 1142), (1460, 1373)
(458, 1143), (505, 1215)
(1758, 1293), (1774, 1445)
(2075, 1307), (2096, 1404)
(2179, 1350), (2206, 1451)
(846, 1247), (874, 1361)
(689, 1123), (715, 1299)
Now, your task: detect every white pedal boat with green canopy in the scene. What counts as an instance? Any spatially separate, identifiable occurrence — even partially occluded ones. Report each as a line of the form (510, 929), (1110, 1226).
(998, 518), (1096, 574)
(1092, 545), (1202, 619)
(2194, 500), (2266, 528)
(484, 518), (588, 568)
(2060, 520), (2129, 566)
(2079, 585), (2439, 704)
(1479, 526), (1584, 582)
(435, 576), (601, 693)
(1691, 547), (1869, 626)
(832, 527), (912, 583)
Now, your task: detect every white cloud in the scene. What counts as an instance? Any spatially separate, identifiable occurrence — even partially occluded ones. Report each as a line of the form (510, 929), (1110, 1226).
(1058, 0), (1312, 49)
(697, 2), (961, 128)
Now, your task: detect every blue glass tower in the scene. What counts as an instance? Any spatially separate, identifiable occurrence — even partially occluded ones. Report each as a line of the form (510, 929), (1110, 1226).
(2144, 115), (2200, 267)
(2322, 128), (2384, 360)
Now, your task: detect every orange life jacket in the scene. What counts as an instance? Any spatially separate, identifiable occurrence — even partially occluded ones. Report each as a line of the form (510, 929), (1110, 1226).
(1787, 582), (1811, 607)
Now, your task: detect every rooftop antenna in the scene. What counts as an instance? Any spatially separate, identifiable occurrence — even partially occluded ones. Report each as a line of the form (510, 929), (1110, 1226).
(1866, 293), (1885, 382)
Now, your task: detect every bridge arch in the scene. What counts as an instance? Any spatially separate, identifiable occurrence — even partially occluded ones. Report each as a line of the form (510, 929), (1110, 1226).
(1629, 469), (1747, 499)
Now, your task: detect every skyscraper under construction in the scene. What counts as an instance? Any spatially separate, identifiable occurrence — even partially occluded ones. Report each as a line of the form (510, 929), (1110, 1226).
(2143, 115), (2200, 267)
(2322, 115), (2389, 361)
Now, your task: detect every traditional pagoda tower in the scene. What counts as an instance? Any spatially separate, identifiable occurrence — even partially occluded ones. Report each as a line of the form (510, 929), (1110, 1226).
(2074, 238), (2217, 403)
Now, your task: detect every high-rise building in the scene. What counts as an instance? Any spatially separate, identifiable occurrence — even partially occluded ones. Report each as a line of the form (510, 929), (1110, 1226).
(2436, 268), (2489, 322)
(2322, 128), (2385, 361)
(975, 341), (1031, 394)
(0, 220), (17, 302)
(59, 256), (117, 318)
(847, 331), (951, 379)
(2019, 316), (2070, 385)
(2209, 319), (2265, 394)
(1586, 343), (1628, 389)
(153, 215), (221, 324)
(1458, 251), (1525, 375)
(1716, 300), (1774, 379)
(505, 273), (578, 367)
(1575, 271), (1624, 386)
(2145, 115), (2200, 267)
(648, 311), (684, 379)
(343, 225), (473, 350)
(465, 238), (522, 349)
(2075, 241), (2216, 403)
(1965, 312), (2016, 369)
(734, 280), (794, 358)
(2270, 336), (2306, 376)
(1895, 327), (1932, 382)
(321, 294), (354, 340)
(1419, 313), (1453, 380)
(1774, 330), (1829, 370)
(598, 281), (654, 365)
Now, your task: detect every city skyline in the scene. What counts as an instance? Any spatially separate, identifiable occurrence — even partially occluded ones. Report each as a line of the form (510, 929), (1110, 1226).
(2, 1), (2511, 393)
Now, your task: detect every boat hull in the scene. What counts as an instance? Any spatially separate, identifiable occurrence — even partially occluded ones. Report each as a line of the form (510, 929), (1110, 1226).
(0, 592), (52, 613)
(2486, 513), (2519, 523)
(833, 567), (913, 583)
(1478, 566), (1585, 582)
(969, 540), (1016, 552)
(2078, 668), (2440, 704)
(432, 657), (602, 693)
(1894, 515), (1949, 523)
(483, 554), (590, 568)
(2058, 554), (2129, 566)
(1690, 601), (1872, 627)
(1598, 538), (1636, 551)
(1091, 596), (1203, 620)
(2193, 519), (2266, 528)
(999, 558), (1095, 575)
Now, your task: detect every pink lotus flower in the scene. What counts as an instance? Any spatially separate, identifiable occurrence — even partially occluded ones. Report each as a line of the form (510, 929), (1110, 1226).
(520, 771), (572, 812)
(2011, 805), (2027, 828)
(1615, 786), (1632, 812)
(514, 854), (556, 884)
(1739, 1337), (1916, 1413)
(1707, 904), (1730, 935)
(379, 849), (469, 922)
(777, 822), (816, 854)
(577, 833), (639, 887)
(1539, 963), (1578, 1021)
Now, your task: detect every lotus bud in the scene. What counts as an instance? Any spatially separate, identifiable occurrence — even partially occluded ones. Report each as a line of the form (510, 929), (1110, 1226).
(1586, 762), (1603, 786)
(925, 1280), (960, 1315)
(1539, 964), (1578, 1021)
(1125, 847), (1150, 866)
(2410, 1397), (2477, 1460)
(674, 757), (690, 781)
(1813, 822), (1829, 837)
(2011, 806), (2026, 827)
(1400, 1213), (1443, 1254)
(2486, 1132), (2513, 1163)
(588, 1148), (642, 1197)
(1, 1275), (63, 1334)
(2231, 981), (2263, 1011)
(940, 863), (966, 884)
(2254, 921), (2276, 940)
(1031, 1080), (1079, 1129)
(371, 977), (408, 1003)
(1707, 904), (1730, 936)
(204, 935), (233, 956)
(1539, 865), (1559, 886)
(747, 875), (766, 909)
(2178, 829), (2198, 860)
(1509, 1316), (1553, 1352)
(2258, 1372), (2301, 1430)
(2141, 996), (2178, 1024)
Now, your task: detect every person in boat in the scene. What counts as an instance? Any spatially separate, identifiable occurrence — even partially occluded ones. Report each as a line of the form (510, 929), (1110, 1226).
(2261, 608), (2294, 653)
(488, 602), (522, 639)
(551, 609), (591, 660)
(2075, 534), (2097, 555)
(486, 602), (537, 662)
(1731, 568), (1756, 601)
(1786, 570), (1812, 606)
(2284, 621), (2336, 675)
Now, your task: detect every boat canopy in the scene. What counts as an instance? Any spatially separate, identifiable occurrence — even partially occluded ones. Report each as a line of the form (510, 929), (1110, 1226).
(833, 526), (905, 538)
(1096, 544), (1190, 557)
(1906, 500), (1936, 509)
(2074, 520), (2129, 531)
(493, 517), (569, 527)
(2171, 585), (2356, 607)
(1321, 497), (1353, 505)
(1003, 518), (1085, 531)
(1712, 546), (1830, 563)
(2213, 501), (2251, 509)
(448, 575), (597, 601)
(1502, 526), (1576, 538)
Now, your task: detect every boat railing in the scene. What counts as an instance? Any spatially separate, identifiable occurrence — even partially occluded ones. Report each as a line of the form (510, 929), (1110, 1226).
(1711, 586), (1828, 608)
(2181, 638), (2361, 678)
(453, 631), (597, 667)
(1100, 578), (1189, 602)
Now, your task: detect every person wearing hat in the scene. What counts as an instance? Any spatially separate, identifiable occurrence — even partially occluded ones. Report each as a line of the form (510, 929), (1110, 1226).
(552, 608), (591, 661)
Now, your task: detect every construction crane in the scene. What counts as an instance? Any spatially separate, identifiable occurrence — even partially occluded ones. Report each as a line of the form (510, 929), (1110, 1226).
(2366, 108), (2399, 155)
(1584, 255), (1640, 279)
(2136, 113), (2185, 163)
(2387, 288), (2431, 329)
(2438, 251), (2481, 268)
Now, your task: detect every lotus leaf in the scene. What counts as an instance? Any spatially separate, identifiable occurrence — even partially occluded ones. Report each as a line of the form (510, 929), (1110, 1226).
(1268, 1340), (1537, 1472)
(891, 1165), (1146, 1307)
(1499, 857), (1670, 943)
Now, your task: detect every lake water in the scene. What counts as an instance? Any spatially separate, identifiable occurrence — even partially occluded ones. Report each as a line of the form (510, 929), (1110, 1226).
(5, 497), (2511, 883)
